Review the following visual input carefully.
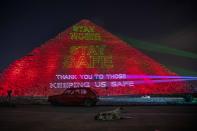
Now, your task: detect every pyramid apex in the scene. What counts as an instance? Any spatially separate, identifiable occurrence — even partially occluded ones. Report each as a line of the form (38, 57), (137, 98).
(78, 19), (94, 24)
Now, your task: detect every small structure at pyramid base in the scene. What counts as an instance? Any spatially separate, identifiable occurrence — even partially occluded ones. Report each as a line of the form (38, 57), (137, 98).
(0, 20), (190, 97)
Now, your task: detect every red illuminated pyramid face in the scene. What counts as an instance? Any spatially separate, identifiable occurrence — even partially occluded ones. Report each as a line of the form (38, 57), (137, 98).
(0, 20), (188, 96)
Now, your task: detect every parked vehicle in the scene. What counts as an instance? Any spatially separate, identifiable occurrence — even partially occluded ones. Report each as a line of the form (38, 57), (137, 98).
(48, 88), (98, 106)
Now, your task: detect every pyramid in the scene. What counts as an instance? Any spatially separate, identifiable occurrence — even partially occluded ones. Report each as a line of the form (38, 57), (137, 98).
(0, 20), (188, 96)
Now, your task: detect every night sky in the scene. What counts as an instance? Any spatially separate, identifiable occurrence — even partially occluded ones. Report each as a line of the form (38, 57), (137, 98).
(0, 0), (197, 76)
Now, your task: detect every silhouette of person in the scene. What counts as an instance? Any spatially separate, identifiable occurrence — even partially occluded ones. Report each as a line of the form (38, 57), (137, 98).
(7, 90), (12, 103)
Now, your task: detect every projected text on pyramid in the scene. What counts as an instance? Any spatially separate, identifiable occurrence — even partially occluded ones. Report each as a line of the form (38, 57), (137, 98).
(63, 45), (113, 68)
(69, 25), (102, 41)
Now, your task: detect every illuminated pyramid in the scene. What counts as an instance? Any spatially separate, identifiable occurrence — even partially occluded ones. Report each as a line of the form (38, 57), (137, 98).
(0, 19), (188, 96)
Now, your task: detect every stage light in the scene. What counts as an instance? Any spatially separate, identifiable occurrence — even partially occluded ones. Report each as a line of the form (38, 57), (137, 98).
(134, 78), (197, 85)
(126, 75), (197, 79)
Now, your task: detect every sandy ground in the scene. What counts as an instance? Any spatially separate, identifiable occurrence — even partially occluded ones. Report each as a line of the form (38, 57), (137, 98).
(0, 105), (197, 131)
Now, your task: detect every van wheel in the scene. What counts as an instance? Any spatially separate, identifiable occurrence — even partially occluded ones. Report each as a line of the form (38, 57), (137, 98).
(84, 99), (95, 107)
(184, 94), (193, 102)
(50, 101), (59, 106)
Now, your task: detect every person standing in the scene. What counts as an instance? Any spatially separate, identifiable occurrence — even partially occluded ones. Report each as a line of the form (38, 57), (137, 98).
(7, 89), (12, 103)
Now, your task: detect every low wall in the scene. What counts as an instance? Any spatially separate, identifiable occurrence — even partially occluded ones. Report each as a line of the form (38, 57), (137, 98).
(0, 96), (196, 105)
(0, 96), (49, 105)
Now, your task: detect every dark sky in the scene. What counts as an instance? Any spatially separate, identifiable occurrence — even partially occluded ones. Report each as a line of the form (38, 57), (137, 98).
(0, 0), (197, 74)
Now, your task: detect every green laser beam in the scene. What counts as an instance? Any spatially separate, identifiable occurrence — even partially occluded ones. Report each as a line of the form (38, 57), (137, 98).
(165, 66), (197, 76)
(119, 35), (197, 59)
